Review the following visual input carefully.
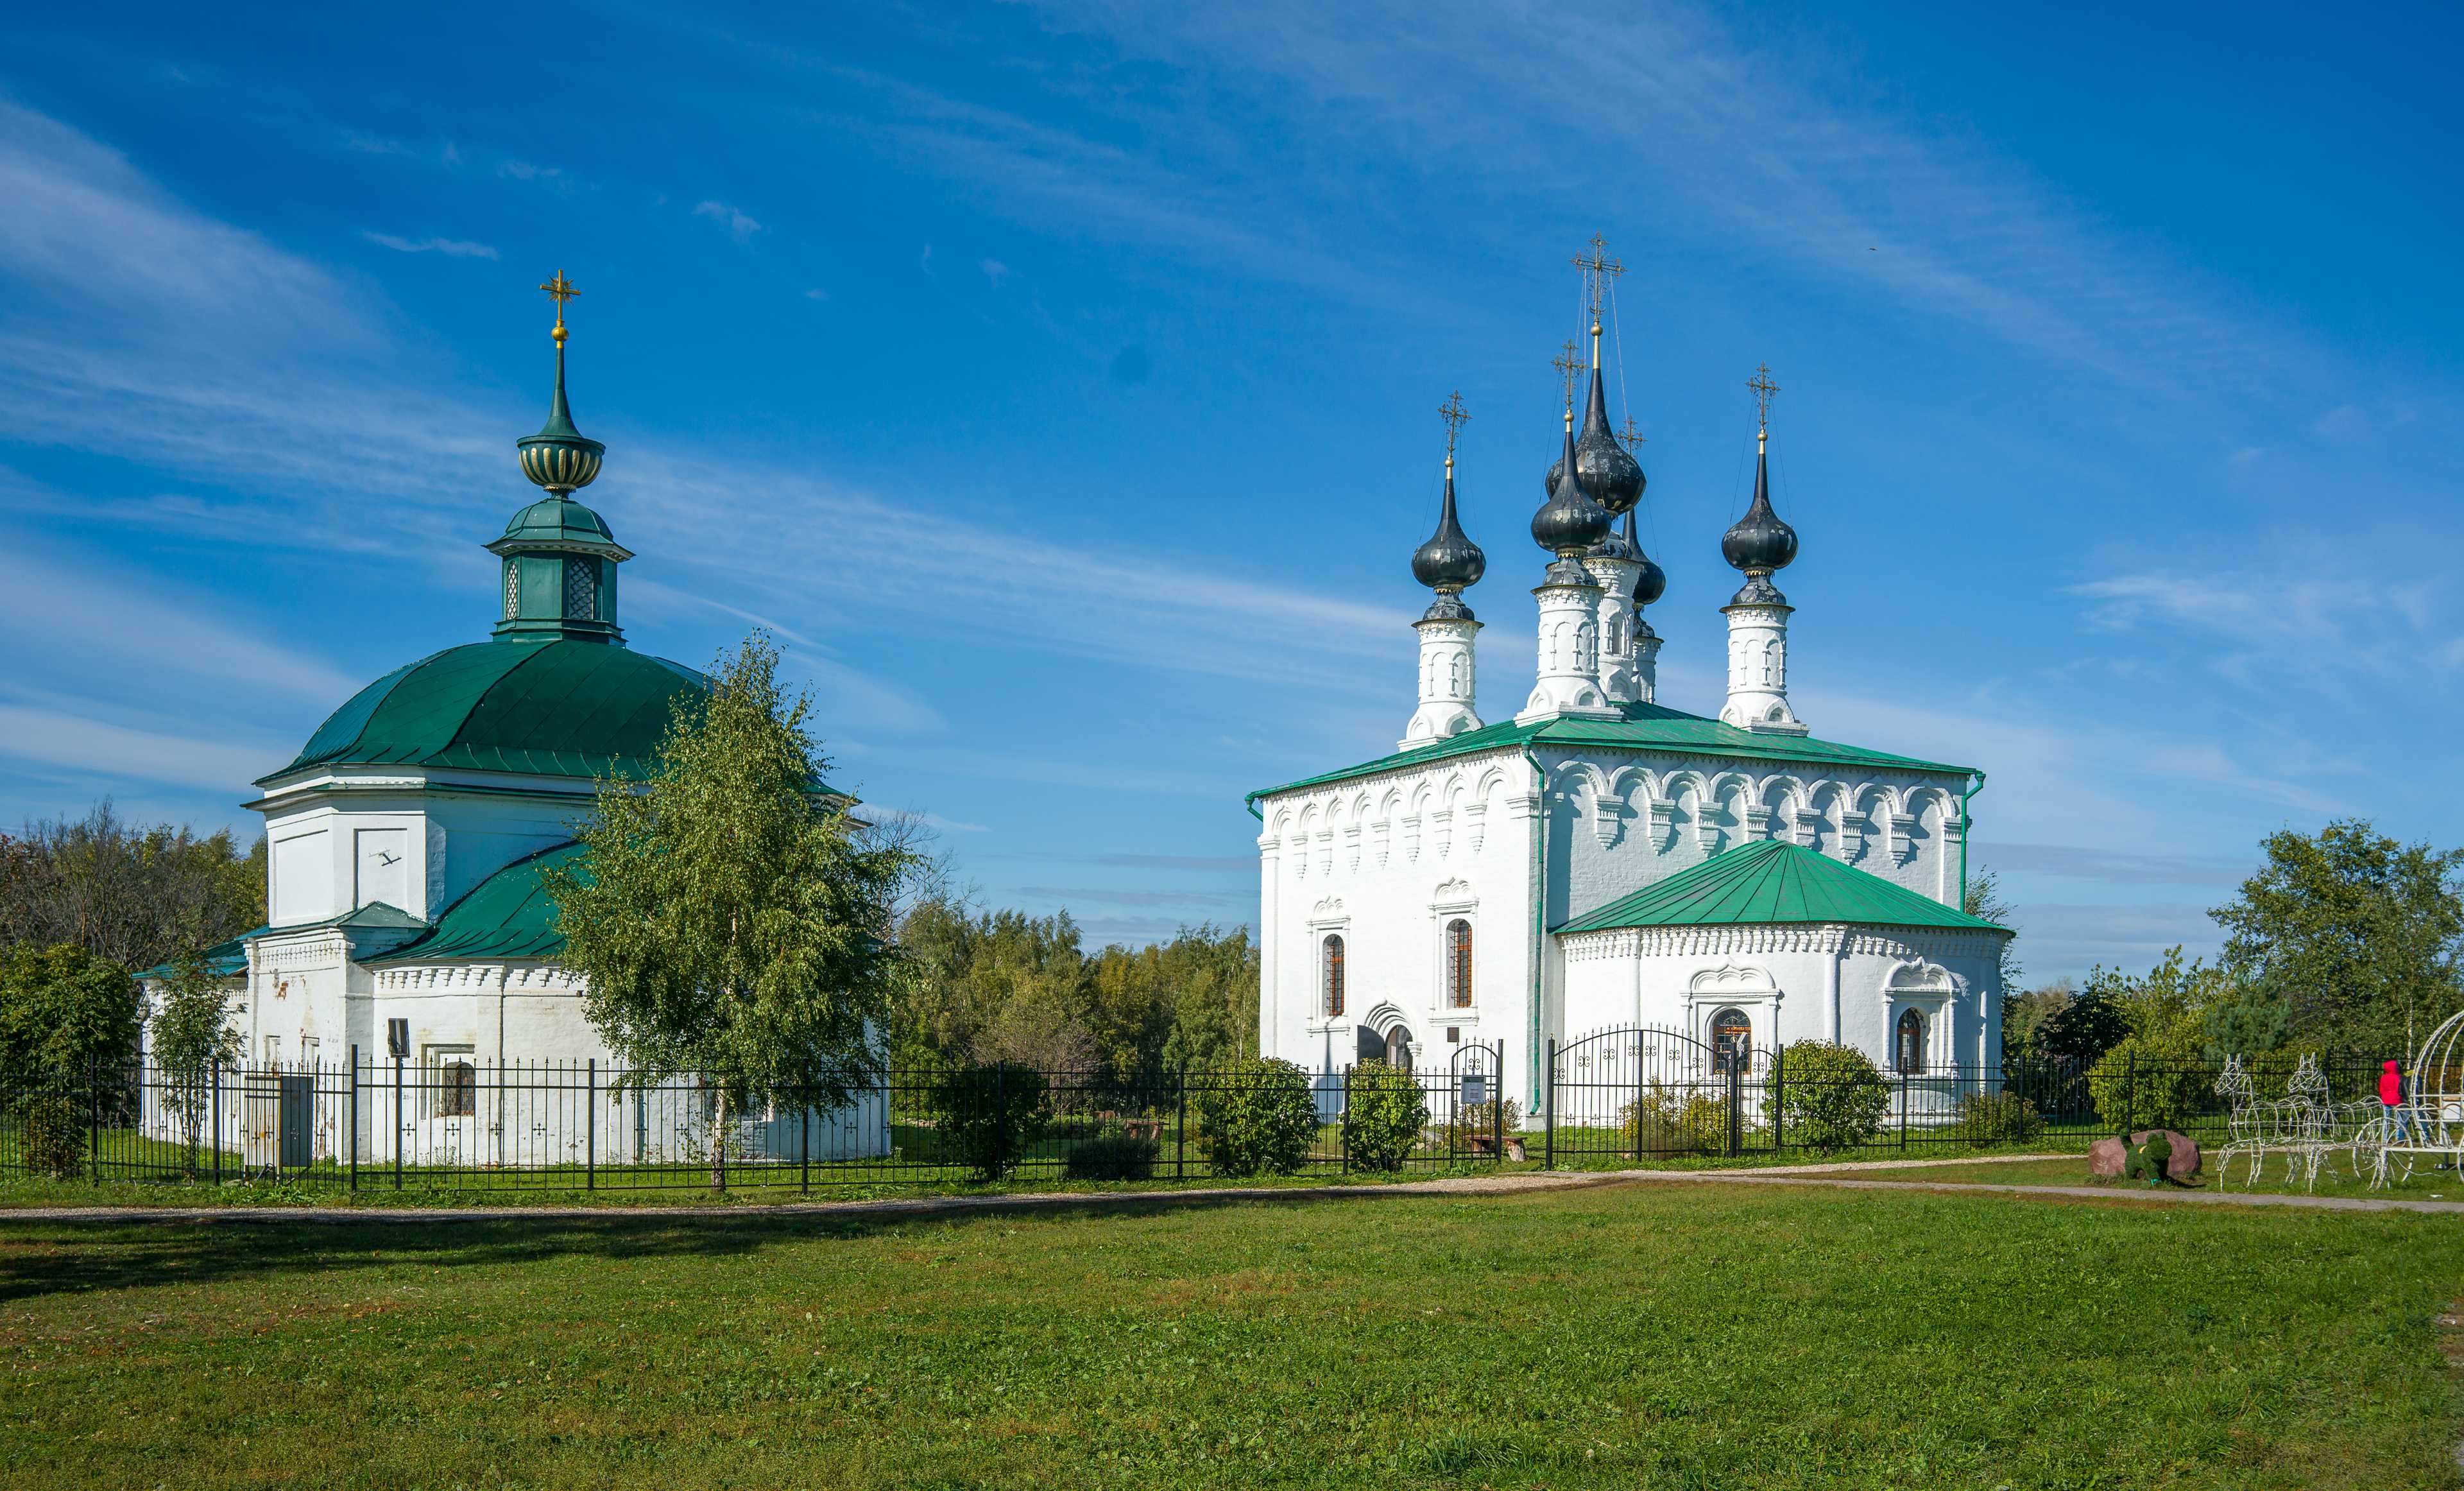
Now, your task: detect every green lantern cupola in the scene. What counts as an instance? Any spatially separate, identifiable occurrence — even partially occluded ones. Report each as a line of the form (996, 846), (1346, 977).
(492, 271), (631, 645)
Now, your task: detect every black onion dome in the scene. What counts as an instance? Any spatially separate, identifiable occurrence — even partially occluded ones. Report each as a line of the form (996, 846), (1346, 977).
(1411, 470), (1486, 594)
(1532, 418), (1611, 556)
(1625, 513), (1667, 606)
(1572, 366), (1643, 517)
(1720, 442), (1797, 575)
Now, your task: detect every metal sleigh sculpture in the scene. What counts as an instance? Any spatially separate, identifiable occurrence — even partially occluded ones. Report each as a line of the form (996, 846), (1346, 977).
(2355, 1008), (2464, 1188)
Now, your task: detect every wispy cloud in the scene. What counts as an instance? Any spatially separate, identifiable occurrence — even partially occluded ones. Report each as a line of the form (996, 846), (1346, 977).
(0, 701), (287, 793)
(0, 538), (357, 702)
(693, 199), (762, 241)
(1974, 842), (2251, 889)
(362, 231), (499, 259)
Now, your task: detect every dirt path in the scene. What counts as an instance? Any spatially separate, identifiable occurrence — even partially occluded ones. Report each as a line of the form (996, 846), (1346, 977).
(8, 1151), (2456, 1223)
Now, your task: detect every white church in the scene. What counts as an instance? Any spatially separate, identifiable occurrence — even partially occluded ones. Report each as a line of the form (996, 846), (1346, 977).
(139, 284), (886, 1168)
(1247, 280), (2009, 1114)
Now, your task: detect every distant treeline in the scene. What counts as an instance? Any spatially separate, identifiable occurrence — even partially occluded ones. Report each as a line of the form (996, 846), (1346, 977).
(891, 897), (1258, 1082)
(0, 801), (266, 972)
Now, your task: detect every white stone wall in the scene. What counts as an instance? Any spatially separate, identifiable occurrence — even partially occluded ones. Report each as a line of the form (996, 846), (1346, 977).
(1258, 748), (1541, 1101)
(257, 768), (597, 926)
(1258, 744), (1979, 1112)
(1559, 922), (2004, 1074)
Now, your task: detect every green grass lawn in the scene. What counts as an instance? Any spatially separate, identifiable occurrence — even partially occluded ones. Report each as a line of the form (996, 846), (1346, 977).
(3, 1181), (2460, 1489)
(1836, 1153), (2464, 1202)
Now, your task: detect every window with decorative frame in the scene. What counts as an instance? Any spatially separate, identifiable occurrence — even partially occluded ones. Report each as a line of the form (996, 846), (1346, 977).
(1322, 934), (1346, 1018)
(427, 1045), (479, 1118)
(1710, 1006), (1752, 1073)
(1446, 918), (1473, 1008)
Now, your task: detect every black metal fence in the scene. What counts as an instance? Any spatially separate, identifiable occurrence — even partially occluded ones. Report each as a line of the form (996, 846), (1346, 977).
(0, 1042), (1512, 1194)
(1539, 1029), (2391, 1167)
(0, 1040), (2395, 1193)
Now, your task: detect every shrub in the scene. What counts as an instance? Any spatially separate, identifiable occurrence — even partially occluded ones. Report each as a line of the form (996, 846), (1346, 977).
(933, 1061), (1050, 1180)
(11, 1094), (86, 1178)
(2086, 1033), (2209, 1133)
(1343, 1060), (1429, 1171)
(1955, 1089), (2044, 1146)
(1767, 1043), (1889, 1152)
(1618, 1083), (1730, 1155)
(1195, 1057), (1318, 1177)
(1064, 1125), (1159, 1182)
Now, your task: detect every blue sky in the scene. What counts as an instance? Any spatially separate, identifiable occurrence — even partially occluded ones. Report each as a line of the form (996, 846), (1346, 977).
(2, 3), (2458, 979)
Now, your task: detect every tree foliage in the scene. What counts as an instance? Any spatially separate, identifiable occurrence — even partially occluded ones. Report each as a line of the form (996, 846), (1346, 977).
(148, 949), (242, 1169)
(544, 633), (914, 1187)
(1962, 867), (2023, 1001)
(2211, 819), (2464, 1055)
(0, 942), (142, 1081)
(892, 897), (1258, 1084)
(0, 801), (264, 970)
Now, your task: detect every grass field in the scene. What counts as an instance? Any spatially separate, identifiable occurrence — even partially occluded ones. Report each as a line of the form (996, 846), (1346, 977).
(4, 1179), (2461, 1489)
(1839, 1153), (2464, 1202)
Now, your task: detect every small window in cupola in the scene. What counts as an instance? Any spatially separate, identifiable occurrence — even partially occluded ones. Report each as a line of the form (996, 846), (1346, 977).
(563, 557), (596, 620)
(502, 561), (520, 620)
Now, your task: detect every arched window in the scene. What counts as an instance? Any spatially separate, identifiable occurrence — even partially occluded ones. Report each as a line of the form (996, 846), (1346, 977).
(1322, 934), (1346, 1018)
(1711, 1007), (1752, 1074)
(1446, 919), (1473, 1008)
(1896, 1008), (1926, 1074)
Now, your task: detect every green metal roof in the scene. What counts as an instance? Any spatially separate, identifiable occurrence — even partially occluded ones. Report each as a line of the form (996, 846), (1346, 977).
(266, 639), (726, 787)
(366, 842), (585, 964)
(136, 926), (267, 982)
(1553, 838), (2012, 936)
(1249, 701), (1972, 803)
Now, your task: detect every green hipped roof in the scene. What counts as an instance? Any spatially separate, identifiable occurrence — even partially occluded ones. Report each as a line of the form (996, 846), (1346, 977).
(366, 842), (585, 964)
(1249, 701), (1972, 803)
(1553, 838), (2012, 936)
(266, 639), (738, 788)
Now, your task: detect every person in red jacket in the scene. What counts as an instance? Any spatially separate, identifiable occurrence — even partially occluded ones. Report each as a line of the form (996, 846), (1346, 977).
(2381, 1059), (2419, 1144)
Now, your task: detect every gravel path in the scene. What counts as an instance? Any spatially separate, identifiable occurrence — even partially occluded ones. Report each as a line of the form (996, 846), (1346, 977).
(6, 1152), (2456, 1223)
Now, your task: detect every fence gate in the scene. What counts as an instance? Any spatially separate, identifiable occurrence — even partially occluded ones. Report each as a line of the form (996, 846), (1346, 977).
(1440, 1040), (1507, 1162)
(1549, 1025), (1770, 1160)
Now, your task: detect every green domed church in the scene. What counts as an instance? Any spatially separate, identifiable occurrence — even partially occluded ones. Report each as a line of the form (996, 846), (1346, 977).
(145, 279), (882, 1166)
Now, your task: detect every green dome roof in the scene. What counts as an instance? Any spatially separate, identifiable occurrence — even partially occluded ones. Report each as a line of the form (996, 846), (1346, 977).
(264, 639), (710, 785)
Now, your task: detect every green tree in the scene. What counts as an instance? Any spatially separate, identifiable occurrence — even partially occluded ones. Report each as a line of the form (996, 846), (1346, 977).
(2001, 977), (2073, 1064)
(544, 633), (914, 1189)
(148, 947), (241, 1171)
(1342, 1060), (1428, 1171)
(0, 801), (265, 970)
(0, 942), (143, 1082)
(2211, 819), (2464, 1055)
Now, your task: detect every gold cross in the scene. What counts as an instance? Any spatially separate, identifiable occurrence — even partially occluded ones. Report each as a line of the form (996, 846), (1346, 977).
(1572, 233), (1625, 319)
(1439, 390), (1469, 465)
(1618, 415), (1646, 451)
(1551, 339), (1584, 413)
(1747, 362), (1780, 436)
(540, 270), (579, 332)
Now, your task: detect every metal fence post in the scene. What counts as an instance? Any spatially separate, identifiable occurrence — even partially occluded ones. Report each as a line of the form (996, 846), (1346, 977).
(1725, 1058), (1742, 1159)
(589, 1059), (599, 1193)
(993, 1062), (1007, 1181)
(89, 1053), (101, 1185)
(800, 1077), (811, 1197)
(1899, 1068), (1909, 1151)
(1175, 1062), (1188, 1182)
(1543, 1039), (1556, 1170)
(1492, 1044), (1505, 1164)
(1339, 1065), (1351, 1173)
(393, 1056), (404, 1191)
(348, 1045), (360, 1193)
(1773, 1046), (1786, 1154)
(2125, 1050), (2137, 1136)
(210, 1058), (222, 1187)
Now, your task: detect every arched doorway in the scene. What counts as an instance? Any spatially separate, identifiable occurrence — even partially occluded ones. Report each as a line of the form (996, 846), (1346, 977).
(1385, 1025), (1415, 1073)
